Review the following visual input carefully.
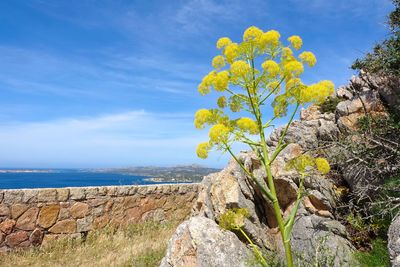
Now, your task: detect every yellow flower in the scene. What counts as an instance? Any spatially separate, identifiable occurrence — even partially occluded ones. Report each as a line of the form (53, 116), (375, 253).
(236, 117), (259, 134)
(217, 96), (226, 108)
(196, 142), (211, 159)
(219, 208), (250, 230)
(209, 124), (230, 144)
(224, 43), (239, 63)
(261, 60), (280, 78)
(212, 55), (225, 69)
(268, 80), (281, 93)
(285, 154), (315, 173)
(315, 158), (330, 174)
(243, 26), (263, 41)
(288, 35), (302, 50)
(285, 78), (302, 90)
(230, 60), (251, 77)
(259, 30), (281, 48)
(300, 80), (334, 104)
(298, 51), (317, 67)
(283, 61), (304, 77)
(216, 37), (232, 49)
(194, 109), (212, 129)
(198, 71), (216, 95)
(281, 47), (295, 62)
(213, 71), (229, 92)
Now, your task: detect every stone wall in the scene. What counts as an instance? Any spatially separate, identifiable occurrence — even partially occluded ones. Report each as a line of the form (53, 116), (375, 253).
(0, 183), (199, 251)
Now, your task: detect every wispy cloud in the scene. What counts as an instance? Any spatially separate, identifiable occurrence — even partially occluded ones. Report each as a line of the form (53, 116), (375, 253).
(0, 110), (227, 168)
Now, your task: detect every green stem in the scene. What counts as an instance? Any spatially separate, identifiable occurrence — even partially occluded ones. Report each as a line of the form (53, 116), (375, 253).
(238, 228), (269, 267)
(224, 144), (273, 201)
(270, 103), (300, 164)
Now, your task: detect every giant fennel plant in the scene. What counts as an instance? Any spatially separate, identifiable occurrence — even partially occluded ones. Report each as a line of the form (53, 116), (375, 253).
(194, 26), (333, 267)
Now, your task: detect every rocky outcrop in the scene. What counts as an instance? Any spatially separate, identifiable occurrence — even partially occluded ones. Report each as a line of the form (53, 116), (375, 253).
(162, 71), (400, 266)
(162, 105), (356, 266)
(389, 214), (400, 267)
(0, 184), (199, 250)
(160, 216), (253, 267)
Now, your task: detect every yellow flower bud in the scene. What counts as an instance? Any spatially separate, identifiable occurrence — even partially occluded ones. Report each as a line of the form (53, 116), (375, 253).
(224, 43), (239, 63)
(213, 71), (229, 92)
(209, 124), (230, 144)
(288, 35), (302, 50)
(261, 60), (280, 78)
(212, 55), (225, 69)
(230, 60), (251, 77)
(194, 109), (212, 129)
(283, 61), (304, 77)
(196, 142), (211, 159)
(315, 158), (330, 174)
(243, 26), (263, 41)
(298, 51), (317, 67)
(236, 117), (259, 134)
(217, 96), (227, 108)
(216, 37), (232, 49)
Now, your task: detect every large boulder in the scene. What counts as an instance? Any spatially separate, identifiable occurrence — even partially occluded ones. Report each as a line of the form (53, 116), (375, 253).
(160, 216), (253, 267)
(388, 214), (400, 267)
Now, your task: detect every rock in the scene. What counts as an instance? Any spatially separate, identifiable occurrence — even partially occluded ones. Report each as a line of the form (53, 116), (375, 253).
(300, 105), (322, 121)
(0, 219), (16, 234)
(336, 87), (353, 99)
(11, 204), (29, 219)
(49, 219), (77, 234)
(0, 232), (5, 244)
(0, 204), (10, 216)
(3, 191), (23, 204)
(77, 216), (93, 232)
(5, 231), (29, 247)
(69, 188), (86, 200)
(37, 189), (57, 202)
(290, 215), (354, 266)
(388, 214), (400, 267)
(16, 207), (39, 231)
(69, 202), (90, 219)
(93, 215), (110, 229)
(30, 228), (44, 246)
(335, 90), (387, 131)
(38, 205), (60, 228)
(160, 216), (253, 267)
(56, 188), (69, 202)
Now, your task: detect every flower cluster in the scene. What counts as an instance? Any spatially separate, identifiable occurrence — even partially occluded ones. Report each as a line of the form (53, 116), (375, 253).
(262, 60), (280, 78)
(196, 142), (211, 159)
(286, 154), (331, 175)
(315, 157), (330, 174)
(209, 124), (230, 145)
(194, 109), (211, 129)
(219, 208), (250, 230)
(195, 26), (335, 159)
(236, 117), (259, 134)
(299, 51), (317, 67)
(288, 35), (302, 50)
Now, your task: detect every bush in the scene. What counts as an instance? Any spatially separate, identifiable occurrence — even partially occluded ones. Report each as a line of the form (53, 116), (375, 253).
(352, 0), (400, 76)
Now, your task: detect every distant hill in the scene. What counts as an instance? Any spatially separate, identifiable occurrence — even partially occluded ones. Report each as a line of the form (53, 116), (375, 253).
(95, 165), (221, 183)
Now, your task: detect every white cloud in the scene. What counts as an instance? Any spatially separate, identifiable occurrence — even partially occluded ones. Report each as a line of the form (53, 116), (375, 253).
(0, 111), (229, 168)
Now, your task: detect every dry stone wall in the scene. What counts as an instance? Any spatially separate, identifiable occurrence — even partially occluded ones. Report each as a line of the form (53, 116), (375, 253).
(0, 183), (199, 251)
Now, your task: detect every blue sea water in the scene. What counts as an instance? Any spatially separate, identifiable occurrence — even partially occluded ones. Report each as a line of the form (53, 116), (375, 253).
(0, 169), (164, 189)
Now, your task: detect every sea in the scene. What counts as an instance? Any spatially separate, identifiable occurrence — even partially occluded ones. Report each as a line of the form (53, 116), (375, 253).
(0, 169), (167, 189)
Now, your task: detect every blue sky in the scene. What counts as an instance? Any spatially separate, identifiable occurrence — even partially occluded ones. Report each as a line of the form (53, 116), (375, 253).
(0, 0), (394, 168)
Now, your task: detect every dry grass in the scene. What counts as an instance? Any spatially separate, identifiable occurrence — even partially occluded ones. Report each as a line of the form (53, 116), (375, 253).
(0, 220), (180, 267)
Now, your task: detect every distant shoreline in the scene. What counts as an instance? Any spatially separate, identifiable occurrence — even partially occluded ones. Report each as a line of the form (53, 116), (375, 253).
(0, 170), (52, 173)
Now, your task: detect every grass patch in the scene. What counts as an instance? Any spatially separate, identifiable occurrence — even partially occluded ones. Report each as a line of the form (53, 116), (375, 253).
(0, 220), (180, 267)
(353, 238), (390, 267)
